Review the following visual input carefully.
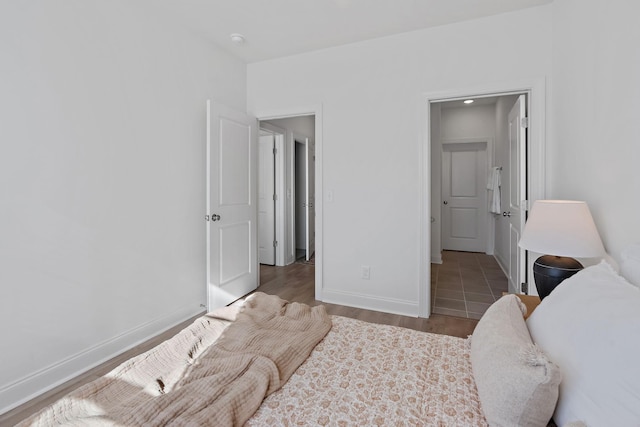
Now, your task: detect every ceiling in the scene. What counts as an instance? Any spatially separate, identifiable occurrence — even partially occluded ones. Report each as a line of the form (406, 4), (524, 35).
(139, 0), (553, 63)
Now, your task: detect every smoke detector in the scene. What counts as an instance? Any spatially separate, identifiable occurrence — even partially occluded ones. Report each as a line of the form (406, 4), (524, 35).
(230, 33), (246, 44)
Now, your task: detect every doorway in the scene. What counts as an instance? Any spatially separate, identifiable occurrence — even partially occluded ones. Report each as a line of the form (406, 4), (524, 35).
(431, 94), (528, 291)
(258, 115), (317, 269)
(421, 79), (547, 317)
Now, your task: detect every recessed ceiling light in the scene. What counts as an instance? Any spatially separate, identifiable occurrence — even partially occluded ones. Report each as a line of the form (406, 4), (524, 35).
(464, 99), (474, 104)
(230, 33), (246, 44)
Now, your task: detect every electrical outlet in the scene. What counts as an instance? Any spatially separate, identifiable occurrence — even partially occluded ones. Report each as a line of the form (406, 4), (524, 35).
(361, 265), (370, 280)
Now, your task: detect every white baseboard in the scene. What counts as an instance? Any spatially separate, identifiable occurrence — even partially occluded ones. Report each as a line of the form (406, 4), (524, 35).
(322, 289), (419, 317)
(431, 254), (443, 264)
(494, 252), (508, 278)
(494, 253), (515, 293)
(0, 305), (203, 415)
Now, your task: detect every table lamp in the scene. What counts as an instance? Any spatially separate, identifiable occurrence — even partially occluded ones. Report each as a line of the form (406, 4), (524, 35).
(518, 200), (605, 299)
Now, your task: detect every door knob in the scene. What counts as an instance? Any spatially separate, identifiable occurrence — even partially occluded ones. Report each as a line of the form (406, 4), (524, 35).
(211, 214), (221, 221)
(502, 211), (511, 217)
(443, 201), (448, 205)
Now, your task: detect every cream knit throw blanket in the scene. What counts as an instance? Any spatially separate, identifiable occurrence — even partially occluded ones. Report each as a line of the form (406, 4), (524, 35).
(20, 293), (332, 427)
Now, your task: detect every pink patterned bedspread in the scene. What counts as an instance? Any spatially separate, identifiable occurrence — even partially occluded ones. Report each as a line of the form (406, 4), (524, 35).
(246, 315), (487, 426)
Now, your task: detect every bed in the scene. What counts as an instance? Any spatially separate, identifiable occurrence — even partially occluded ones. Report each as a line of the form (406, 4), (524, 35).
(18, 246), (640, 427)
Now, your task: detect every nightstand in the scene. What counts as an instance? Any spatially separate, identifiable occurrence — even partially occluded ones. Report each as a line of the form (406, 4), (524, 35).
(503, 293), (541, 319)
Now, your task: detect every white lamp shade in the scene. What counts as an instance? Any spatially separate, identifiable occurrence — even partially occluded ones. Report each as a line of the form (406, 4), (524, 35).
(519, 200), (605, 258)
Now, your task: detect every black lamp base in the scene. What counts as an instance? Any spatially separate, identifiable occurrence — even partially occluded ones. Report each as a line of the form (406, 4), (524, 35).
(533, 255), (583, 300)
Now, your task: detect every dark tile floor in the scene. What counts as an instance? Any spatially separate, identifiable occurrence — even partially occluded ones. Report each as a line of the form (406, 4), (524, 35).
(431, 250), (509, 319)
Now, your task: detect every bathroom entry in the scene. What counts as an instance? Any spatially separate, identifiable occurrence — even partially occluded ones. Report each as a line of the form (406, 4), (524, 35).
(430, 93), (529, 293)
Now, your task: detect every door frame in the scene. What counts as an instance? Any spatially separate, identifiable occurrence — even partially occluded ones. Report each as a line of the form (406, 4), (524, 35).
(252, 105), (324, 301)
(420, 79), (546, 317)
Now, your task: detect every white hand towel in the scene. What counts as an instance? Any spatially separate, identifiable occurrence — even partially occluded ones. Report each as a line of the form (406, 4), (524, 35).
(487, 167), (501, 214)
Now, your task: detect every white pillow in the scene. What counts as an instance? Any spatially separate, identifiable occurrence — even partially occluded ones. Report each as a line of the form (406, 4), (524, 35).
(526, 261), (640, 426)
(471, 295), (561, 426)
(620, 243), (640, 287)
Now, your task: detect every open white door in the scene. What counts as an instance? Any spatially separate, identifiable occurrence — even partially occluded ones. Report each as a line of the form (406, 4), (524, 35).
(258, 134), (276, 265)
(507, 95), (528, 293)
(305, 139), (315, 261)
(206, 101), (258, 310)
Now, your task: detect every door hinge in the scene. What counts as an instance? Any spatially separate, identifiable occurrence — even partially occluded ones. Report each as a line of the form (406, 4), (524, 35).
(273, 194), (278, 201)
(273, 240), (278, 247)
(521, 117), (529, 128)
(273, 147), (277, 155)
(521, 282), (528, 294)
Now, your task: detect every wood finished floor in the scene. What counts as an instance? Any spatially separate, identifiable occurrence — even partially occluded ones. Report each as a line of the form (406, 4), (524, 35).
(256, 262), (478, 338)
(3, 261), (479, 425)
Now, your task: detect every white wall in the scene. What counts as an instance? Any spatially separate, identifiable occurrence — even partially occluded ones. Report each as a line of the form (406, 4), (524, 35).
(248, 6), (552, 315)
(0, 1), (246, 412)
(440, 104), (496, 141)
(550, 0), (640, 260)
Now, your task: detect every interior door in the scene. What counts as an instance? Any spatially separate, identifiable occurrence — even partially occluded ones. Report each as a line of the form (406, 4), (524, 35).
(441, 141), (488, 252)
(507, 95), (528, 293)
(305, 138), (315, 261)
(206, 101), (258, 310)
(258, 134), (276, 265)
